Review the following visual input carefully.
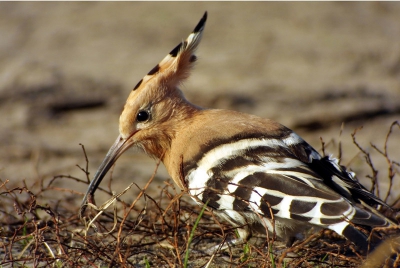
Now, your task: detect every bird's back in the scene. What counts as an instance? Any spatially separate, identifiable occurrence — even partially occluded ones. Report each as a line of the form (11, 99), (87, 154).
(165, 108), (392, 251)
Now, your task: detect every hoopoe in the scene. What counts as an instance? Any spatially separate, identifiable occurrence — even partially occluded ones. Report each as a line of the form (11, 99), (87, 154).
(81, 12), (397, 254)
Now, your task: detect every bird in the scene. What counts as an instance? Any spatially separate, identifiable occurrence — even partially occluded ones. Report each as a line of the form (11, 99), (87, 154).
(80, 11), (396, 254)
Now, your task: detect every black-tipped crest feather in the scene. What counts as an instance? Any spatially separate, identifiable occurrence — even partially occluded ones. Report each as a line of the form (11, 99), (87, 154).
(131, 11), (207, 91)
(193, 11), (207, 33)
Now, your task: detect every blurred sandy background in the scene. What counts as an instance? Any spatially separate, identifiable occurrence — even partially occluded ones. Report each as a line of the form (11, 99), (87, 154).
(1, 2), (399, 206)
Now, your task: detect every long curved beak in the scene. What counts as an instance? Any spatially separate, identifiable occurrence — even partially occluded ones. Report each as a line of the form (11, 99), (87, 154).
(80, 134), (134, 216)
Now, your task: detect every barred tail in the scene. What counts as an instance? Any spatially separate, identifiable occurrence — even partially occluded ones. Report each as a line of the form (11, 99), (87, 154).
(341, 224), (370, 253)
(331, 206), (392, 253)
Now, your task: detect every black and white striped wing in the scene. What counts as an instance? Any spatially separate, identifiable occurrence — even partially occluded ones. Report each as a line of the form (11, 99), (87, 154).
(273, 131), (388, 208)
(185, 131), (390, 235)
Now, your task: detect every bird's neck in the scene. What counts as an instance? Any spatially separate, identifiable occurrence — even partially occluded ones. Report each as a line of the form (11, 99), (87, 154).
(145, 96), (202, 162)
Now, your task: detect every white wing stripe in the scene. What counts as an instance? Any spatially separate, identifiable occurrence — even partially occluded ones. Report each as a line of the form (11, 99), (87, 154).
(195, 138), (293, 172)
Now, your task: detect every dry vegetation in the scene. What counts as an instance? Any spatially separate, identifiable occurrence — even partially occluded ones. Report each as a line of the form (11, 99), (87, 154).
(1, 122), (399, 268)
(1, 2), (400, 268)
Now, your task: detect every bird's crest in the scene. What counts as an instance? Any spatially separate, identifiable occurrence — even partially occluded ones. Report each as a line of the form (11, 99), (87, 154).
(132, 12), (207, 93)
(118, 12), (207, 150)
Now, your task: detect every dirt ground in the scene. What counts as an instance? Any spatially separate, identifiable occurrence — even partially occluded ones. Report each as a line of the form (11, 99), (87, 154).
(1, 2), (400, 267)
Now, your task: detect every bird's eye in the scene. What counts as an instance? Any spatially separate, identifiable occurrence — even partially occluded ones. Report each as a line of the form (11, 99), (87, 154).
(136, 110), (150, 122)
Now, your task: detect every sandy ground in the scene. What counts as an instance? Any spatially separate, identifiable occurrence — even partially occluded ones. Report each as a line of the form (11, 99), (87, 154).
(1, 2), (400, 212)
